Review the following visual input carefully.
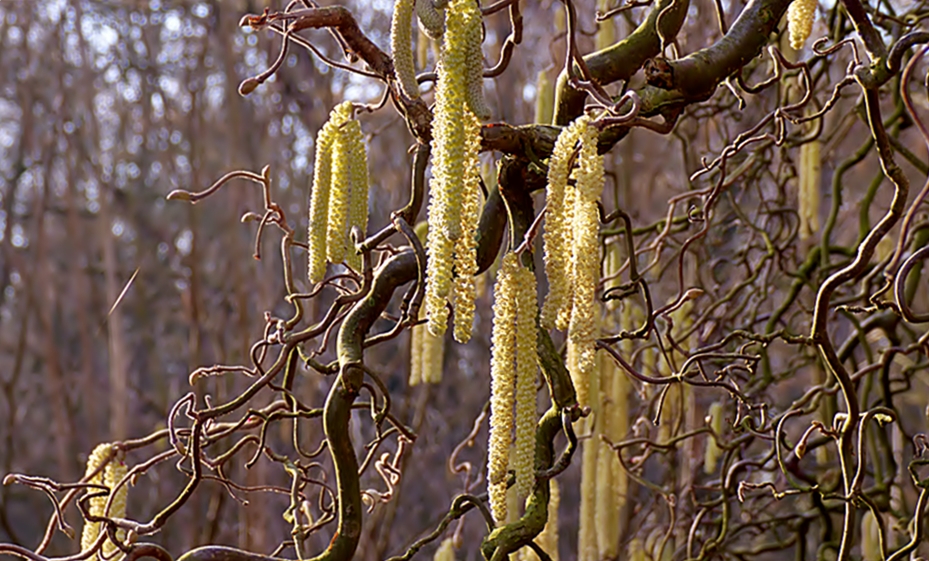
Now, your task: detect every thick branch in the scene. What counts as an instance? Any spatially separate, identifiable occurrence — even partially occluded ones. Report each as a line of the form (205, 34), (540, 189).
(552, 0), (689, 125)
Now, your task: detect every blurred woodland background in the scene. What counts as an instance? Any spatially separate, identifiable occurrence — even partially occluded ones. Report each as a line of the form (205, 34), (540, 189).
(1, 1), (929, 561)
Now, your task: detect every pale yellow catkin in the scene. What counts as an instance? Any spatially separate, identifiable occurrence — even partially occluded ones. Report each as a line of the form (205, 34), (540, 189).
(596, 0), (615, 51)
(423, 327), (446, 383)
(567, 121), (603, 409)
(392, 0), (420, 100)
(308, 102), (353, 283)
(345, 120), (369, 272)
(577, 358), (600, 561)
(434, 537), (456, 561)
(860, 510), (881, 561)
(308, 108), (339, 282)
(327, 121), (353, 266)
(787, 0), (817, 50)
(462, 7), (491, 121)
(798, 138), (821, 240)
(417, 27), (430, 70)
(488, 253), (520, 523)
(409, 322), (424, 386)
(416, 0), (445, 39)
(512, 262), (539, 503)
(594, 410), (615, 560)
(704, 402), (724, 474)
(425, 0), (483, 337)
(80, 443), (113, 552)
(628, 537), (647, 561)
(594, 251), (629, 559)
(451, 111), (483, 343)
(102, 456), (128, 555)
(540, 116), (589, 330)
(534, 70), (554, 126)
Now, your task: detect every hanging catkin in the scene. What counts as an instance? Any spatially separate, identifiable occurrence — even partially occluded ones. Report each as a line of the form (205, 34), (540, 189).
(576, 349), (600, 561)
(392, 0), (420, 100)
(512, 262), (539, 503)
(307, 102), (370, 282)
(487, 253), (519, 523)
(540, 116), (589, 331)
(787, 0), (817, 50)
(102, 454), (129, 556)
(434, 537), (457, 561)
(534, 70), (554, 125)
(487, 253), (538, 522)
(80, 443), (113, 552)
(798, 138), (821, 240)
(424, 0), (484, 339)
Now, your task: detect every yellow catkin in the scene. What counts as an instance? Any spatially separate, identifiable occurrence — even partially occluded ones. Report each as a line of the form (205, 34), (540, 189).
(704, 401), (724, 474)
(628, 537), (647, 561)
(488, 253), (520, 524)
(308, 102), (353, 282)
(577, 359), (600, 561)
(799, 138), (821, 240)
(434, 537), (456, 561)
(555, 184), (577, 332)
(787, 0), (817, 50)
(512, 263), (539, 503)
(417, 27), (431, 70)
(567, 121), (603, 409)
(327, 122), (353, 266)
(520, 479), (560, 561)
(392, 0), (420, 100)
(416, 0), (445, 39)
(860, 510), (881, 561)
(80, 443), (113, 552)
(423, 327), (446, 383)
(425, 0), (483, 337)
(345, 120), (369, 272)
(596, 0), (615, 50)
(462, 5), (491, 121)
(451, 112), (483, 343)
(595, 248), (629, 560)
(102, 455), (128, 555)
(308, 111), (338, 282)
(534, 70), (554, 126)
(506, 445), (521, 524)
(409, 322), (424, 386)
(540, 116), (589, 330)
(594, 434), (615, 560)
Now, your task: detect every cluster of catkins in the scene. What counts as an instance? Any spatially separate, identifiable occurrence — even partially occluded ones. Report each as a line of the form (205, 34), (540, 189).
(391, 0), (489, 343)
(307, 101), (370, 283)
(541, 115), (604, 408)
(486, 253), (540, 523)
(80, 443), (129, 556)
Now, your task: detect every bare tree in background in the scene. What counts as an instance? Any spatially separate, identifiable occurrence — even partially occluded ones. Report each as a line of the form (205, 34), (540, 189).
(2, 1), (929, 561)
